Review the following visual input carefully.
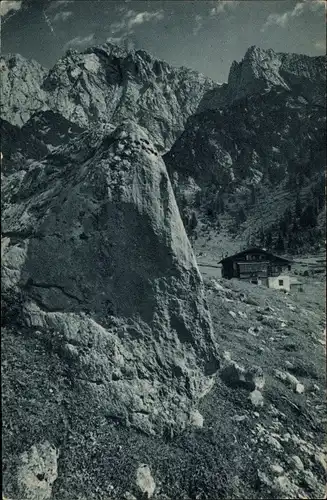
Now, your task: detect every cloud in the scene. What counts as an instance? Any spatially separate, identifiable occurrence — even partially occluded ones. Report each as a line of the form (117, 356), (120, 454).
(193, 14), (203, 35)
(126, 10), (164, 29)
(0, 0), (22, 17)
(262, 0), (325, 31)
(63, 33), (94, 50)
(53, 10), (73, 22)
(106, 35), (126, 45)
(193, 1), (238, 34)
(210, 1), (239, 16)
(48, 0), (74, 11)
(109, 9), (164, 37)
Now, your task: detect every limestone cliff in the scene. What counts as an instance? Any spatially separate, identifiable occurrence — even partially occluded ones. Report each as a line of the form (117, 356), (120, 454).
(0, 44), (217, 151)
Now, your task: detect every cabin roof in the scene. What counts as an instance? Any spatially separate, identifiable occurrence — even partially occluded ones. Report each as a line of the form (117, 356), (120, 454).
(290, 277), (303, 285)
(219, 247), (292, 265)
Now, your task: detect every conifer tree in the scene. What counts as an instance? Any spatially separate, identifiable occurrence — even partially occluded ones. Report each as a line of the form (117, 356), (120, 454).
(275, 232), (285, 253)
(266, 231), (273, 248)
(295, 196), (302, 218)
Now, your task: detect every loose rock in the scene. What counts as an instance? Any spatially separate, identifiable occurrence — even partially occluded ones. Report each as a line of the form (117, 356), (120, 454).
(136, 465), (156, 499)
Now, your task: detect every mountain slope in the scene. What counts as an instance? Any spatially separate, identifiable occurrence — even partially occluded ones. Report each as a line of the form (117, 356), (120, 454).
(164, 46), (326, 254)
(0, 44), (218, 152)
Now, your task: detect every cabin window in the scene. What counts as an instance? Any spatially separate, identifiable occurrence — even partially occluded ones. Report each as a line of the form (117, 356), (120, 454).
(279, 279), (284, 286)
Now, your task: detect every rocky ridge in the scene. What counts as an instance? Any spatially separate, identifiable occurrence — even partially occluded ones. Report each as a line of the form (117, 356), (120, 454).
(164, 46), (326, 252)
(198, 45), (326, 111)
(0, 43), (218, 151)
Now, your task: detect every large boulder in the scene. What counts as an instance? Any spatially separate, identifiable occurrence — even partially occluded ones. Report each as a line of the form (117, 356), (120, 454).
(2, 121), (219, 443)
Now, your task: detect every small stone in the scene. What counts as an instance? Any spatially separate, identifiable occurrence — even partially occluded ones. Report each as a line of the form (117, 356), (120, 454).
(17, 441), (58, 500)
(211, 280), (225, 291)
(136, 464), (156, 498)
(267, 435), (283, 451)
(189, 410), (204, 428)
(295, 383), (305, 394)
(274, 370), (301, 390)
(314, 452), (327, 472)
(254, 412), (260, 417)
(302, 470), (319, 490)
(285, 372), (300, 387)
(238, 311), (247, 318)
(298, 493), (309, 500)
(270, 464), (284, 476)
(248, 327), (258, 336)
(274, 475), (298, 497)
(229, 310), (237, 319)
(249, 390), (264, 407)
(233, 415), (247, 422)
(124, 493), (137, 500)
(223, 351), (232, 362)
(257, 470), (271, 486)
(291, 455), (304, 471)
(282, 432), (291, 442)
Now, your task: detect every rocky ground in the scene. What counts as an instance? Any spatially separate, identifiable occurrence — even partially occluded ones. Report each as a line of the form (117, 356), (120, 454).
(2, 251), (325, 500)
(201, 262), (326, 500)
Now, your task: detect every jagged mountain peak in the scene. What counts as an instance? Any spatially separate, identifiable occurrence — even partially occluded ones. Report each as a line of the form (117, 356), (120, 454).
(197, 47), (326, 113)
(1, 43), (218, 151)
(229, 45), (326, 95)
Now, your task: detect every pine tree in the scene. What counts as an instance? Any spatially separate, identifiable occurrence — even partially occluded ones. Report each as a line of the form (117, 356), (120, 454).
(238, 207), (246, 224)
(266, 231), (273, 248)
(259, 227), (265, 246)
(284, 208), (293, 225)
(295, 196), (302, 218)
(189, 211), (198, 232)
(297, 171), (305, 188)
(292, 218), (299, 233)
(299, 204), (317, 228)
(219, 197), (225, 215)
(279, 217), (288, 236)
(275, 232), (285, 253)
(250, 186), (256, 206)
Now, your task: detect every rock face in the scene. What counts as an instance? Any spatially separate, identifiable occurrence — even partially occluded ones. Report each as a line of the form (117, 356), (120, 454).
(0, 54), (48, 126)
(16, 442), (58, 500)
(2, 121), (219, 444)
(164, 46), (326, 252)
(1, 111), (84, 176)
(0, 44), (217, 151)
(198, 45), (326, 111)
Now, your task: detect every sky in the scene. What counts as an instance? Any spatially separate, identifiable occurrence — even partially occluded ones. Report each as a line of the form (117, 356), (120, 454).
(0, 0), (326, 82)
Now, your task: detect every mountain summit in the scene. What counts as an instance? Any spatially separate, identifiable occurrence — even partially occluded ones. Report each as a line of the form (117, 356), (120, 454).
(0, 43), (218, 151)
(198, 45), (326, 111)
